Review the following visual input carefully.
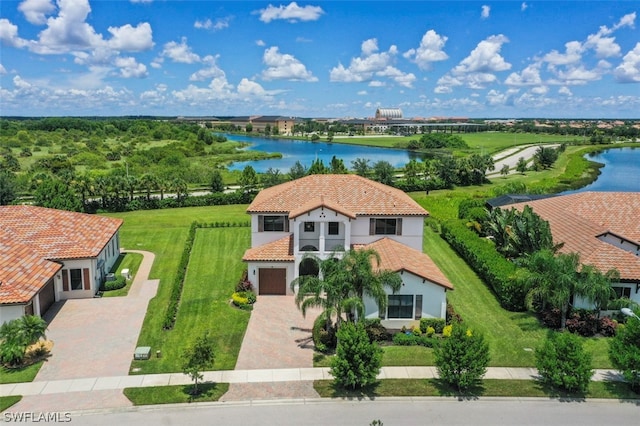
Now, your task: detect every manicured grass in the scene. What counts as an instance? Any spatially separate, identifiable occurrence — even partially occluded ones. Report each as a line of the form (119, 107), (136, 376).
(101, 252), (143, 297)
(313, 379), (639, 399)
(129, 227), (251, 374)
(332, 132), (565, 155)
(103, 205), (249, 375)
(0, 361), (43, 385)
(123, 382), (229, 405)
(0, 396), (22, 412)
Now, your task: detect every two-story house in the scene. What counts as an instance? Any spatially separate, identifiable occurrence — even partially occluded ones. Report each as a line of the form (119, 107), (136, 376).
(242, 174), (453, 328)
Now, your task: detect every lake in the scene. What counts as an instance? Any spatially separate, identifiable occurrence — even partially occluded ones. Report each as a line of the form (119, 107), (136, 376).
(570, 147), (640, 193)
(225, 134), (422, 172)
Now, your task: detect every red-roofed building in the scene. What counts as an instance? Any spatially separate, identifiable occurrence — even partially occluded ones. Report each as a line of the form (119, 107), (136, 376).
(508, 192), (640, 308)
(0, 206), (123, 324)
(243, 174), (453, 327)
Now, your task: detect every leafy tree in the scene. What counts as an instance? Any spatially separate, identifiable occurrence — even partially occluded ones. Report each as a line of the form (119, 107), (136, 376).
(34, 177), (83, 212)
(486, 206), (555, 258)
(500, 164), (510, 177)
(0, 316), (48, 367)
(182, 332), (215, 395)
(0, 171), (17, 205)
(516, 156), (528, 174)
(329, 156), (348, 174)
(404, 159), (424, 185)
(239, 165), (259, 192)
(2, 153), (20, 172)
(372, 160), (394, 186)
(261, 167), (283, 188)
(532, 146), (559, 170)
(351, 158), (370, 177)
(330, 322), (382, 390)
(288, 161), (307, 180)
(536, 331), (593, 393)
(245, 123), (253, 133)
(434, 323), (490, 391)
(139, 173), (159, 200)
(609, 310), (640, 393)
(434, 156), (458, 188)
(307, 159), (328, 175)
(210, 170), (224, 193)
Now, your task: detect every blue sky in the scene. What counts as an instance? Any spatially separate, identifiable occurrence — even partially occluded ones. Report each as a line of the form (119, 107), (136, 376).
(1, 1), (639, 118)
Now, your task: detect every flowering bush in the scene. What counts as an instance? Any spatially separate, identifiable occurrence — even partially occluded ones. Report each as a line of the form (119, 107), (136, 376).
(442, 325), (453, 338)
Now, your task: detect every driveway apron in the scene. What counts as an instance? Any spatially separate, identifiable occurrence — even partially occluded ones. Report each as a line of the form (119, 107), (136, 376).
(34, 250), (158, 382)
(222, 295), (321, 401)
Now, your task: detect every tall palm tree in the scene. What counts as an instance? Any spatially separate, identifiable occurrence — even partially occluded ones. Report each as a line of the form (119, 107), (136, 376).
(340, 248), (402, 318)
(139, 173), (159, 201)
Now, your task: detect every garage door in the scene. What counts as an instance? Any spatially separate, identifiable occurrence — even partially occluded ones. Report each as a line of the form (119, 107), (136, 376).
(38, 279), (56, 316)
(259, 268), (287, 295)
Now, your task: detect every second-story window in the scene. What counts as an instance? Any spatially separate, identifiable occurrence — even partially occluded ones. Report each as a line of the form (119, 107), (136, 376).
(370, 218), (402, 235)
(259, 215), (289, 232)
(328, 222), (340, 235)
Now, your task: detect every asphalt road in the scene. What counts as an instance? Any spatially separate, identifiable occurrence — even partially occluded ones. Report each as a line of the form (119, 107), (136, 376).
(33, 397), (640, 426)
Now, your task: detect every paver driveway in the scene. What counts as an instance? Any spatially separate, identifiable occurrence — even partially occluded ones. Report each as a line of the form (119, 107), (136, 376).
(222, 295), (321, 401)
(34, 250), (158, 381)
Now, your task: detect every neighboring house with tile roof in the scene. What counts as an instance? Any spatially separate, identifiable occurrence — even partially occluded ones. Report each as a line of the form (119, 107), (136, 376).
(242, 174), (453, 328)
(508, 192), (640, 308)
(0, 206), (123, 324)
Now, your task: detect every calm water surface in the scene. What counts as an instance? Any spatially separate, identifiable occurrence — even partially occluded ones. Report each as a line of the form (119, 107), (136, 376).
(569, 147), (640, 193)
(225, 134), (422, 172)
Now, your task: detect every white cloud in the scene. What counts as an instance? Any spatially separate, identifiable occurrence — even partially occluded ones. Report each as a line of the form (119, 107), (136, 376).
(256, 2), (324, 23)
(0, 64), (6, 74)
(558, 86), (572, 96)
(505, 62), (542, 86)
(160, 38), (200, 63)
(0, 18), (29, 48)
(530, 85), (548, 95)
(611, 12), (636, 33)
(614, 42), (640, 83)
(357, 90), (367, 95)
(107, 23), (153, 52)
(403, 29), (449, 70)
(330, 38), (412, 87)
(543, 41), (583, 66)
(114, 56), (148, 78)
(481, 5), (490, 19)
(261, 46), (318, 81)
(521, 2), (528, 12)
(453, 35), (511, 74)
(194, 16), (232, 31)
(18, 0), (55, 25)
(190, 55), (225, 81)
(256, 39), (266, 47)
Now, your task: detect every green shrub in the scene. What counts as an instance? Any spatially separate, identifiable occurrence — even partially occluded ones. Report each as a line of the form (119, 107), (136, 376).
(536, 332), (593, 393)
(330, 322), (382, 390)
(441, 219), (526, 311)
(100, 276), (126, 291)
(434, 324), (490, 391)
(420, 318), (446, 334)
(609, 311), (640, 393)
(363, 318), (390, 342)
(425, 326), (436, 337)
(231, 291), (256, 307)
(392, 332), (437, 348)
(312, 313), (336, 352)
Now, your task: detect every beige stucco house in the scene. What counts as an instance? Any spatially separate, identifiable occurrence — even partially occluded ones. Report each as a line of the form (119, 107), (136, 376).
(242, 174), (453, 328)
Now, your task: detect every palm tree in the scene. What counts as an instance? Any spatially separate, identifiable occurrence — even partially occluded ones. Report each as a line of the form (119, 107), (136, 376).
(18, 315), (48, 346)
(340, 249), (402, 319)
(291, 254), (357, 332)
(139, 173), (159, 201)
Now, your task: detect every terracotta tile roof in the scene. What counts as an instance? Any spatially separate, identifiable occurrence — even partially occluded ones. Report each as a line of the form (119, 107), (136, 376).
(247, 174), (428, 217)
(242, 235), (294, 262)
(362, 238), (454, 290)
(510, 192), (640, 280)
(0, 205), (123, 260)
(0, 236), (61, 305)
(289, 195), (357, 219)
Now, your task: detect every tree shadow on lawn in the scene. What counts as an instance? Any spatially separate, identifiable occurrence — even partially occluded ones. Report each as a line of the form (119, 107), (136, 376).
(183, 382), (225, 402)
(600, 381), (640, 404)
(432, 379), (482, 401)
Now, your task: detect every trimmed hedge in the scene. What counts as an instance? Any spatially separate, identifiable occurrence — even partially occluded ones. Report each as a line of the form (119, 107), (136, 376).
(440, 219), (526, 311)
(162, 222), (197, 330)
(100, 275), (126, 291)
(392, 332), (438, 348)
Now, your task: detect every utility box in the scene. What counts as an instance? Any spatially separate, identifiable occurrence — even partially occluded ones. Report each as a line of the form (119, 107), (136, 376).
(121, 269), (131, 280)
(105, 273), (116, 281)
(134, 346), (151, 360)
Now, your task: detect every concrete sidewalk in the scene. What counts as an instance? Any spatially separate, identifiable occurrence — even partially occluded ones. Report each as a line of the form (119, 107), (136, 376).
(0, 367), (624, 398)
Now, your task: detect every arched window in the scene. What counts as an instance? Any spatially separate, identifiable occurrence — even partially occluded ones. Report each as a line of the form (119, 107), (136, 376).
(299, 258), (319, 277)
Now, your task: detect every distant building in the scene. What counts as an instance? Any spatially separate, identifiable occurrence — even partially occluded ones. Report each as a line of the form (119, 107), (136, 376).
(375, 108), (403, 120)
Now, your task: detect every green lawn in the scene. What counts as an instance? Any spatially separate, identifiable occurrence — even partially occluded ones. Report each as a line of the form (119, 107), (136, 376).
(101, 252), (143, 297)
(0, 361), (43, 385)
(313, 379), (638, 399)
(123, 382), (229, 405)
(331, 132), (566, 155)
(104, 205), (251, 375)
(129, 227), (250, 374)
(0, 396), (22, 412)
